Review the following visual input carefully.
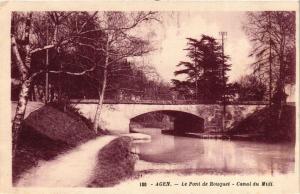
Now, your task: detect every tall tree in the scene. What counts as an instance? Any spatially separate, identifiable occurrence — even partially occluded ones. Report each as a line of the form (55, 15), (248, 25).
(244, 11), (296, 119)
(172, 35), (231, 103)
(11, 11), (101, 156)
(87, 11), (158, 132)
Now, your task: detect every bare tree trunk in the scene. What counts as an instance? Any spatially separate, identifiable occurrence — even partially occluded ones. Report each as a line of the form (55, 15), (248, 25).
(268, 12), (273, 107)
(12, 79), (32, 156)
(274, 15), (288, 126)
(276, 55), (286, 121)
(93, 38), (109, 133)
(92, 67), (107, 133)
(11, 13), (32, 157)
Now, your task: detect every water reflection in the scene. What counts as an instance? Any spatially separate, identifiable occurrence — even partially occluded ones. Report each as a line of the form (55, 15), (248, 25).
(133, 128), (295, 175)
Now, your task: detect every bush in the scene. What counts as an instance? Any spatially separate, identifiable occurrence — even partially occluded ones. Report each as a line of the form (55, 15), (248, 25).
(88, 137), (137, 187)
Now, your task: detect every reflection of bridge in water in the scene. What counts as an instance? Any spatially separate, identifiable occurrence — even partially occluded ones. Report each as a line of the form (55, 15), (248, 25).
(72, 99), (267, 133)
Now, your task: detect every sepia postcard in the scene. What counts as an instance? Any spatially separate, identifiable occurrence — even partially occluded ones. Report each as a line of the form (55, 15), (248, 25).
(0, 1), (299, 194)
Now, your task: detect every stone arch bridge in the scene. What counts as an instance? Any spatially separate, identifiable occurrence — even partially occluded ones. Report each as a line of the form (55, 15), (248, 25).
(74, 103), (266, 133)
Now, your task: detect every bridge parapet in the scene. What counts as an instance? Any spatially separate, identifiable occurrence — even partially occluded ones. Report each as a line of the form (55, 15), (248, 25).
(70, 99), (271, 105)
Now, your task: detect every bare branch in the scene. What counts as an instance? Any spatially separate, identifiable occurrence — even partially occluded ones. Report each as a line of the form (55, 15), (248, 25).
(49, 63), (96, 76)
(28, 70), (45, 81)
(30, 44), (55, 54)
(78, 11), (98, 33)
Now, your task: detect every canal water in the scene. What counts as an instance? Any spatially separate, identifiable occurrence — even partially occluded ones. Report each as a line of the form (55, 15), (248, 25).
(132, 128), (295, 175)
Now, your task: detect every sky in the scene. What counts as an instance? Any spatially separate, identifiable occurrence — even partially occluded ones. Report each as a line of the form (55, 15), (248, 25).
(132, 11), (255, 83)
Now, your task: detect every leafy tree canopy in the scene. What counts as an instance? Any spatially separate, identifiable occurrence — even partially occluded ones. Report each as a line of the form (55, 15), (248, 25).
(172, 34), (231, 103)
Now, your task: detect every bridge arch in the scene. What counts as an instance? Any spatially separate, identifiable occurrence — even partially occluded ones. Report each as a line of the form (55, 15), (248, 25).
(129, 110), (205, 135)
(128, 109), (202, 120)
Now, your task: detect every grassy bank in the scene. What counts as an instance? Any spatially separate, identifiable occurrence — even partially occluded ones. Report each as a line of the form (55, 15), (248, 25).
(13, 105), (99, 183)
(13, 105), (138, 187)
(228, 105), (295, 142)
(13, 125), (75, 183)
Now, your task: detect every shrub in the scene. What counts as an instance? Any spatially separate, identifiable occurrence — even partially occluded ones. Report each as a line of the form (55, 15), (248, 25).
(88, 137), (137, 187)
